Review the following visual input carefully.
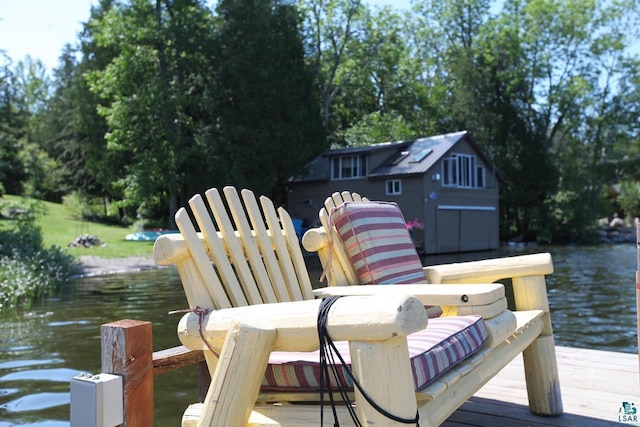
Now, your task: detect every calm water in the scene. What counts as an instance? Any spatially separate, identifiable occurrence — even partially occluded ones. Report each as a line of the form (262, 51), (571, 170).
(0, 244), (638, 426)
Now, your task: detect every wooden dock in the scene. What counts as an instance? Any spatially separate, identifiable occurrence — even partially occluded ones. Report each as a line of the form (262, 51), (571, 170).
(444, 345), (639, 426)
(100, 321), (638, 426)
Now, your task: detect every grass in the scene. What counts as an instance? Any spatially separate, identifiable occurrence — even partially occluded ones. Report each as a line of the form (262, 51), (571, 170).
(2, 195), (155, 259)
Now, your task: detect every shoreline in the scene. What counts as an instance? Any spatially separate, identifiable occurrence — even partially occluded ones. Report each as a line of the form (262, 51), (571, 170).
(72, 255), (161, 279)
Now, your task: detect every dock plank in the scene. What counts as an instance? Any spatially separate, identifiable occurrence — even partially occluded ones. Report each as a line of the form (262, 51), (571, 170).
(442, 346), (639, 426)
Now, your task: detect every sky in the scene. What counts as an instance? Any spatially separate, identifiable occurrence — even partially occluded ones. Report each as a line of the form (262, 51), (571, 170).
(0, 0), (411, 73)
(0, 0), (99, 71)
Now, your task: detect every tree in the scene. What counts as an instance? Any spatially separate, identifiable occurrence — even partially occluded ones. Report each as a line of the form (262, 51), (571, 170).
(343, 111), (417, 146)
(208, 0), (325, 198)
(44, 46), (102, 200)
(11, 57), (63, 199)
(88, 0), (218, 225)
(332, 6), (429, 145)
(65, 0), (120, 202)
(513, 0), (640, 241)
(407, 0), (640, 242)
(0, 53), (27, 194)
(299, 0), (367, 136)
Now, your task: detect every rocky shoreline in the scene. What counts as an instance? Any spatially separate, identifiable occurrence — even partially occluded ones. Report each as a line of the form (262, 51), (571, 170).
(597, 225), (637, 244)
(72, 255), (160, 279)
(71, 225), (636, 279)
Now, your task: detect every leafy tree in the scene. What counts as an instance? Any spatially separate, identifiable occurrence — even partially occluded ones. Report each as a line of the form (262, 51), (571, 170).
(2, 56), (59, 199)
(88, 0), (218, 225)
(343, 111), (417, 146)
(331, 6), (429, 145)
(299, 0), (367, 135)
(407, 0), (640, 242)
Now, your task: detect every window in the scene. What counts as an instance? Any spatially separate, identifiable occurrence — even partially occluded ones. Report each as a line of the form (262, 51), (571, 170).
(386, 179), (402, 195)
(442, 153), (485, 189)
(476, 166), (485, 188)
(331, 155), (367, 180)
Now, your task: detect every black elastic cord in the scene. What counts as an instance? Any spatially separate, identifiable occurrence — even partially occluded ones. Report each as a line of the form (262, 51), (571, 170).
(317, 296), (419, 426)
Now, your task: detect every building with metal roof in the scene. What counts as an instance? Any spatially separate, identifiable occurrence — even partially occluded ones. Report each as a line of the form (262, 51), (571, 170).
(287, 130), (500, 254)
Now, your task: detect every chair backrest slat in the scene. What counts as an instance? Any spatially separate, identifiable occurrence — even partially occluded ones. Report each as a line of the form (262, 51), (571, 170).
(258, 194), (303, 301)
(349, 192), (364, 202)
(236, 188), (289, 303)
(160, 186), (315, 311)
(339, 191), (354, 203)
(278, 206), (316, 300)
(175, 207), (232, 308)
(189, 194), (251, 307)
(208, 187), (274, 305)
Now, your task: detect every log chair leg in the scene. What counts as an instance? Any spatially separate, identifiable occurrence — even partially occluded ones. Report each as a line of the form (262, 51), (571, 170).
(512, 275), (563, 415)
(349, 336), (418, 426)
(197, 319), (276, 427)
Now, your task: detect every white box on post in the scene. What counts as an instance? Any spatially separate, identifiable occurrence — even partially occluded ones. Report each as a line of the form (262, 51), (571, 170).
(70, 372), (123, 427)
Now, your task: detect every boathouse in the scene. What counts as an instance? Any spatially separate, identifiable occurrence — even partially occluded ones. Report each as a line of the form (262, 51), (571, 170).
(287, 130), (500, 254)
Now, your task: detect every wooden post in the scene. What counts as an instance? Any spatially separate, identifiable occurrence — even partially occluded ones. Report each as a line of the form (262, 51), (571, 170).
(512, 275), (563, 415)
(636, 222), (640, 391)
(101, 319), (154, 426)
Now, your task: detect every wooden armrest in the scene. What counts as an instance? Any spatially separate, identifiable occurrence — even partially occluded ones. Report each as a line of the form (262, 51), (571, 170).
(178, 294), (427, 352)
(424, 253), (553, 284)
(301, 226), (327, 252)
(313, 284), (504, 307)
(154, 232), (188, 265)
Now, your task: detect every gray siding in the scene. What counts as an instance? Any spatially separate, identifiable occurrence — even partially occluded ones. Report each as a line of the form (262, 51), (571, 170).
(287, 131), (500, 254)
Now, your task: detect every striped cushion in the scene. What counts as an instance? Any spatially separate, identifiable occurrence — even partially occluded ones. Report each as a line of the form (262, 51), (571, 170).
(330, 201), (426, 285)
(262, 314), (488, 392)
(330, 201), (442, 318)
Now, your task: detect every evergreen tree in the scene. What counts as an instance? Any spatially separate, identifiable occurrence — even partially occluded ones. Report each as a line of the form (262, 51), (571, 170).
(209, 0), (325, 198)
(0, 54), (27, 194)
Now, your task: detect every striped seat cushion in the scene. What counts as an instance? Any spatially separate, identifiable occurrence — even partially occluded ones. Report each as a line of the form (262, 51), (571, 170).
(262, 314), (488, 392)
(330, 201), (442, 318)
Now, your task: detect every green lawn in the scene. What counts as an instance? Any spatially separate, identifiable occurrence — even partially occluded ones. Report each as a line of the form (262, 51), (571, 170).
(2, 195), (155, 259)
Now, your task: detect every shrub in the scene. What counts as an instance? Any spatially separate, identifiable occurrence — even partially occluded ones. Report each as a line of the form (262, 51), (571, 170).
(62, 192), (126, 225)
(0, 200), (75, 310)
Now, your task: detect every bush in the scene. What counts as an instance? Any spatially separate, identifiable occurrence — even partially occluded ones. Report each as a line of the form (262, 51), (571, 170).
(0, 200), (75, 309)
(62, 192), (126, 225)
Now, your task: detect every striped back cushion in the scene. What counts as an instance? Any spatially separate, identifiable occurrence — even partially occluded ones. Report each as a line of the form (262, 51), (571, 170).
(330, 201), (426, 285)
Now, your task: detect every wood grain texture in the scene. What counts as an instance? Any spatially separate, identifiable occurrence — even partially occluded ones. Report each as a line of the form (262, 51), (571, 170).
(101, 319), (154, 427)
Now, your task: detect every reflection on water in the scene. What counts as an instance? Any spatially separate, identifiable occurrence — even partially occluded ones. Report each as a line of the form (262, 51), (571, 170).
(420, 244), (639, 354)
(545, 244), (638, 354)
(0, 245), (638, 426)
(0, 268), (196, 427)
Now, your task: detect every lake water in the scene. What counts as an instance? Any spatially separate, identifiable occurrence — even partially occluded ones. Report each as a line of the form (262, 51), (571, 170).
(0, 244), (638, 426)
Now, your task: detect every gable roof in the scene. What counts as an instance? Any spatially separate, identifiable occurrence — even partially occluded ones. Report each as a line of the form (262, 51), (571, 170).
(369, 130), (468, 178)
(289, 130), (495, 183)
